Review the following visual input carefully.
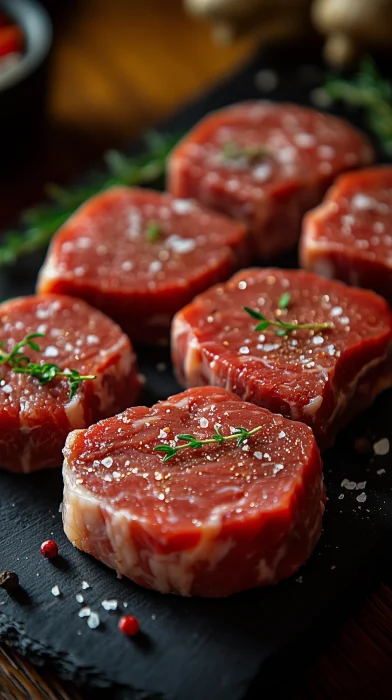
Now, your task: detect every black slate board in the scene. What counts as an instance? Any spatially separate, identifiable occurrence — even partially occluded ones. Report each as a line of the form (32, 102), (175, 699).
(1, 39), (392, 700)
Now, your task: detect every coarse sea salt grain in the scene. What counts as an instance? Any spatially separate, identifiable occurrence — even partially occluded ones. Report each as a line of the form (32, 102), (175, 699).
(75, 593), (84, 604)
(166, 235), (196, 254)
(377, 468), (386, 475)
(44, 345), (59, 358)
(356, 481), (367, 490)
(87, 612), (100, 629)
(172, 199), (193, 214)
(101, 599), (118, 611)
(102, 457), (113, 468)
(312, 336), (324, 345)
(239, 346), (249, 355)
(199, 417), (209, 428)
(352, 194), (375, 210)
(356, 492), (367, 503)
(278, 431), (286, 439)
(81, 581), (90, 590)
(294, 133), (316, 148)
(330, 306), (343, 317)
(341, 478), (357, 490)
(262, 344), (279, 352)
(373, 438), (389, 456)
(51, 585), (60, 597)
(254, 451), (263, 460)
(253, 163), (271, 182)
(78, 606), (91, 618)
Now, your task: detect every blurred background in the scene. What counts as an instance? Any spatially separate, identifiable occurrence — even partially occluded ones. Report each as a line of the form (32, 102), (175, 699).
(0, 0), (261, 226)
(1, 0), (391, 226)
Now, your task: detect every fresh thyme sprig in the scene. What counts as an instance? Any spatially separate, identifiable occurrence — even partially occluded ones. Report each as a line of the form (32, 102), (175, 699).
(222, 141), (270, 163)
(324, 56), (392, 153)
(0, 131), (179, 268)
(154, 424), (263, 462)
(244, 301), (333, 337)
(0, 333), (95, 399)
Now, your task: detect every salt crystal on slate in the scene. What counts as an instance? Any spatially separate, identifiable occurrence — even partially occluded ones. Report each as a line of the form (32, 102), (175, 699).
(356, 481), (367, 490)
(373, 438), (390, 456)
(81, 581), (90, 590)
(101, 599), (118, 611)
(377, 468), (386, 475)
(338, 494), (344, 500)
(51, 585), (60, 597)
(356, 492), (367, 503)
(58, 502), (63, 513)
(341, 479), (357, 490)
(123, 602), (128, 608)
(87, 612), (100, 629)
(78, 606), (91, 618)
(151, 614), (157, 620)
(75, 593), (84, 604)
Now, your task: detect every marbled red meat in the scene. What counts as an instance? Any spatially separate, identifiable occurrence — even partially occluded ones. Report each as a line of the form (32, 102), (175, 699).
(301, 167), (392, 303)
(62, 386), (324, 597)
(37, 187), (249, 344)
(167, 101), (374, 259)
(0, 295), (140, 473)
(172, 268), (392, 447)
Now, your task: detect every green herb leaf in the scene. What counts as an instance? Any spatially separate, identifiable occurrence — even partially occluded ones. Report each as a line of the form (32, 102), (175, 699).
(324, 56), (392, 153)
(145, 221), (162, 243)
(0, 333), (95, 399)
(0, 131), (180, 268)
(154, 425), (263, 461)
(222, 141), (270, 163)
(243, 306), (265, 321)
(278, 292), (291, 310)
(244, 306), (333, 336)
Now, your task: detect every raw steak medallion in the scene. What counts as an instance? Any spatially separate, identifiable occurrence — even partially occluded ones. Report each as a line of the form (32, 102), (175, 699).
(301, 166), (392, 303)
(62, 387), (324, 597)
(172, 268), (392, 447)
(37, 187), (249, 343)
(168, 101), (374, 259)
(0, 295), (140, 473)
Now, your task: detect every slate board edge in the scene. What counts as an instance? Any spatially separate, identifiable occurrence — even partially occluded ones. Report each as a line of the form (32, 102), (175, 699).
(1, 529), (390, 700)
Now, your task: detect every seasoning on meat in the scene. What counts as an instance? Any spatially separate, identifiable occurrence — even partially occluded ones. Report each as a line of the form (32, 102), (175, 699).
(301, 167), (392, 304)
(168, 101), (374, 259)
(171, 268), (392, 448)
(37, 187), (249, 344)
(0, 295), (140, 473)
(62, 386), (324, 597)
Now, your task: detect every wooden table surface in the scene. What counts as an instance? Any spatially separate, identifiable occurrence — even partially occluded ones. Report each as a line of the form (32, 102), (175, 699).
(1, 1), (392, 698)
